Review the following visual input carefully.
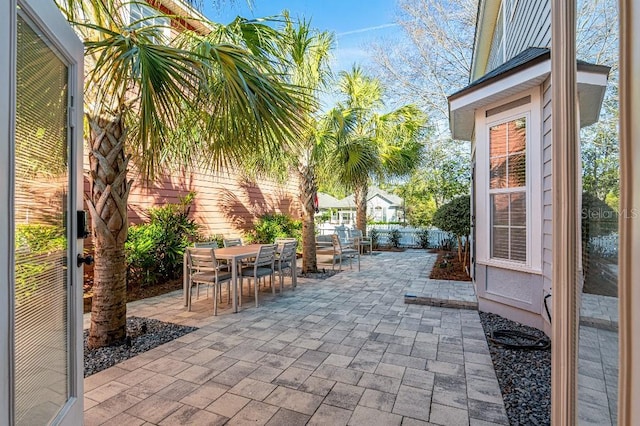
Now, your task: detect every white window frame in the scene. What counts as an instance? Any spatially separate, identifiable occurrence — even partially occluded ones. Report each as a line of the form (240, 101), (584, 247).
(475, 87), (542, 274)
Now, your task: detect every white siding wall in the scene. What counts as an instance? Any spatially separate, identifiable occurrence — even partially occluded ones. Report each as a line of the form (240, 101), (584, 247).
(485, 0), (551, 74)
(505, 0), (551, 60)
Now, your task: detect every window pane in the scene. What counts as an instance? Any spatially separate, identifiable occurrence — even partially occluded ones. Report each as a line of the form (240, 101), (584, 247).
(492, 227), (510, 259)
(15, 14), (69, 425)
(511, 192), (526, 226)
(490, 157), (508, 189)
(511, 228), (527, 261)
(508, 152), (527, 187)
(509, 117), (527, 153)
(490, 123), (507, 157)
(492, 194), (510, 225)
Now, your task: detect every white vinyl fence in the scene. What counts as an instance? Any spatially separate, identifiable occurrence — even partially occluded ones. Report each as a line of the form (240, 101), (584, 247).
(317, 223), (453, 248)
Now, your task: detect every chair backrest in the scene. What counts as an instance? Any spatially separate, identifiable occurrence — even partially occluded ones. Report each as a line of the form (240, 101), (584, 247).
(335, 226), (350, 243)
(254, 244), (277, 268)
(187, 247), (217, 273)
(223, 238), (242, 248)
(194, 240), (218, 249)
(275, 237), (297, 245)
(331, 234), (342, 250)
(351, 229), (363, 239)
(331, 233), (358, 251)
(279, 240), (297, 264)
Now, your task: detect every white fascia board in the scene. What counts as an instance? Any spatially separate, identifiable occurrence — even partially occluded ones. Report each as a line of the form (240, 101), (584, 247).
(450, 61), (550, 141)
(471, 0), (501, 80)
(450, 61), (551, 113)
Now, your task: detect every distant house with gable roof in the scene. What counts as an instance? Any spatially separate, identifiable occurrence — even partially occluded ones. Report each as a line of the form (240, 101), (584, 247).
(317, 187), (404, 225)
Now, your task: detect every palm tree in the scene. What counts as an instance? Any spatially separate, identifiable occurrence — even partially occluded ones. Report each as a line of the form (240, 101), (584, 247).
(270, 14), (335, 273)
(326, 66), (426, 234)
(57, 0), (305, 348)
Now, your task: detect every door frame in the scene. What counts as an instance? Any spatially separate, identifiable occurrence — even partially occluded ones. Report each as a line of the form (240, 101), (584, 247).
(1, 0), (84, 424)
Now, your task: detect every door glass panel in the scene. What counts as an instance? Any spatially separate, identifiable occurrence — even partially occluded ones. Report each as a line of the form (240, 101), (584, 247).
(14, 13), (70, 425)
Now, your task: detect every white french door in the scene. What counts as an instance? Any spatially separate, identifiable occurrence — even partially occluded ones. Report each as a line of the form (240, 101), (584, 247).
(1, 1), (84, 425)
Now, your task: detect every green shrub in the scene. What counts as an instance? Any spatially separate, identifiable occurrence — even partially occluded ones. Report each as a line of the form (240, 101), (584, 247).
(389, 229), (402, 248)
(126, 193), (199, 287)
(244, 213), (302, 248)
(432, 196), (471, 238)
(432, 195), (470, 264)
(417, 229), (430, 249)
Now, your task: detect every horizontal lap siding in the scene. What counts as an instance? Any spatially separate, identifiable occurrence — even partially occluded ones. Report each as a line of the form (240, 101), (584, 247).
(83, 159), (301, 240)
(506, 0), (551, 61)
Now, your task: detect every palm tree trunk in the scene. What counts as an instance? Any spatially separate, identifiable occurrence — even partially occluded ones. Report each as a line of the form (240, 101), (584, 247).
(298, 165), (318, 273)
(354, 182), (368, 236)
(86, 115), (132, 349)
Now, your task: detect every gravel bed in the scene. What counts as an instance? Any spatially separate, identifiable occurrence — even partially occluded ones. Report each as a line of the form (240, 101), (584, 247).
(479, 311), (551, 425)
(84, 316), (197, 377)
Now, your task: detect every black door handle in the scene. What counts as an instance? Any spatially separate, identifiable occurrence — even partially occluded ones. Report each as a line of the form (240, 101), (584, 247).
(77, 254), (94, 267)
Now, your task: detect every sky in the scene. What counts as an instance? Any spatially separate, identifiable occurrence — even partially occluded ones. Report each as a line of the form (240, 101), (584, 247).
(201, 0), (404, 74)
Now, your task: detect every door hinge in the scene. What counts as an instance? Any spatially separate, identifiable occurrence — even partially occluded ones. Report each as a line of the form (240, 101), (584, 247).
(68, 106), (76, 129)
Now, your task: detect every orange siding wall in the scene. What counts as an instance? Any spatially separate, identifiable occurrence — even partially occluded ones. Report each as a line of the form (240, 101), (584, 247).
(83, 164), (301, 240)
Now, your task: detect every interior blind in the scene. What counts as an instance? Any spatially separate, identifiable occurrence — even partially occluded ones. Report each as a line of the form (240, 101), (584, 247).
(14, 13), (70, 425)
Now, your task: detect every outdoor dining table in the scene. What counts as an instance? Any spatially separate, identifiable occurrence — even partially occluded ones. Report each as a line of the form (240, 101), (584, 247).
(183, 244), (265, 313)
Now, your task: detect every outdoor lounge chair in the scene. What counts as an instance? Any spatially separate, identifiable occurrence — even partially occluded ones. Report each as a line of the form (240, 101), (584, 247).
(186, 247), (232, 315)
(240, 244), (277, 307)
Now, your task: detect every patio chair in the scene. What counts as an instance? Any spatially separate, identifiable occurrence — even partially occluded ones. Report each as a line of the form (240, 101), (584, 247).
(194, 241), (229, 273)
(194, 240), (219, 248)
(331, 234), (360, 271)
(223, 238), (242, 247)
(276, 240), (298, 293)
(334, 225), (352, 246)
(350, 229), (372, 255)
(240, 244), (277, 307)
(187, 247), (232, 315)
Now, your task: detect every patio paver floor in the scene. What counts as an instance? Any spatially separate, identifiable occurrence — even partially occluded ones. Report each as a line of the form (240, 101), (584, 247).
(83, 250), (510, 425)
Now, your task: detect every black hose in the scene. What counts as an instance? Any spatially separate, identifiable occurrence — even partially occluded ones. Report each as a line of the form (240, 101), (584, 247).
(544, 293), (552, 323)
(489, 329), (551, 351)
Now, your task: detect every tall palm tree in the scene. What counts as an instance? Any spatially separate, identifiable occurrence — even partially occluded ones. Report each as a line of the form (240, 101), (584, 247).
(326, 66), (426, 234)
(57, 0), (305, 348)
(271, 14), (335, 273)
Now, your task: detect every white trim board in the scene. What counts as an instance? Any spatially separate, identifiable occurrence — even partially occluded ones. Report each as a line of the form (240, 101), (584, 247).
(450, 58), (608, 141)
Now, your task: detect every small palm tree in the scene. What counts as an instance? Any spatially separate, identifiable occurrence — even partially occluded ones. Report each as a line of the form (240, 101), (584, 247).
(57, 0), (305, 348)
(326, 66), (426, 234)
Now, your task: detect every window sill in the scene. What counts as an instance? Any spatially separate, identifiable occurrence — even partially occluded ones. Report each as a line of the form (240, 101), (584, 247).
(477, 258), (542, 275)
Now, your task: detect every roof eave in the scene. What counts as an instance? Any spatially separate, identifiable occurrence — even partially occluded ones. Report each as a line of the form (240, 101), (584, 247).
(449, 59), (610, 141)
(157, 0), (213, 35)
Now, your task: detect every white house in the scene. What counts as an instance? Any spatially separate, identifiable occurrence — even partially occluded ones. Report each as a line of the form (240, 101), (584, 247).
(317, 187), (404, 225)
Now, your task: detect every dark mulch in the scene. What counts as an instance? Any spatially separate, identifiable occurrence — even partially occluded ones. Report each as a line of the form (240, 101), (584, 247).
(429, 250), (471, 281)
(127, 278), (184, 302)
(84, 317), (197, 377)
(479, 311), (551, 425)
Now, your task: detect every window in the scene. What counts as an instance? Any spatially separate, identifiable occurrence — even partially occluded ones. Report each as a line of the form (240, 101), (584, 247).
(489, 117), (527, 262)
(129, 2), (170, 42)
(475, 88), (541, 273)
